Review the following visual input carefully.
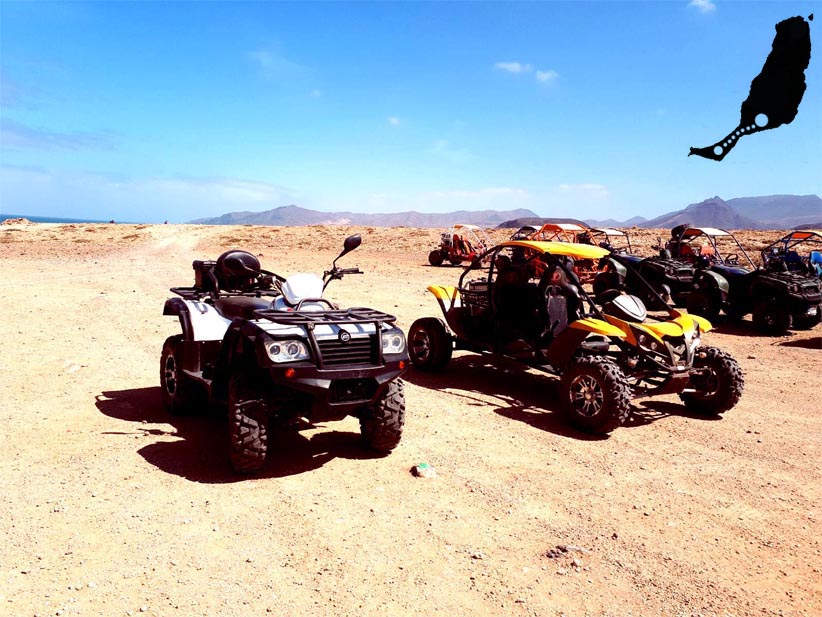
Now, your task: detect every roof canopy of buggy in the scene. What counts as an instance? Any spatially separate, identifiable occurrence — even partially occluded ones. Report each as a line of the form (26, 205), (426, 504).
(500, 239), (611, 260)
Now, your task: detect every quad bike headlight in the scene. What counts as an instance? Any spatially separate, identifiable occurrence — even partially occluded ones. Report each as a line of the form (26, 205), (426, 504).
(266, 339), (310, 363)
(381, 330), (406, 355)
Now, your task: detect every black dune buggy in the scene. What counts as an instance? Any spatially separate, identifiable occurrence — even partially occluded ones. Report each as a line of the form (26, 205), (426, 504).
(663, 226), (821, 333)
(408, 239), (744, 435)
(761, 229), (822, 278)
(161, 234), (408, 473)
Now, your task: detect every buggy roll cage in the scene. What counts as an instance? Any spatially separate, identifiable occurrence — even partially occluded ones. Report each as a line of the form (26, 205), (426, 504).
(455, 240), (678, 324)
(671, 227), (756, 269)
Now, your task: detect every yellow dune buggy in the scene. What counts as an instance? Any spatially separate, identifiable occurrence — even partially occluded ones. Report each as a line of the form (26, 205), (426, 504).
(408, 240), (744, 434)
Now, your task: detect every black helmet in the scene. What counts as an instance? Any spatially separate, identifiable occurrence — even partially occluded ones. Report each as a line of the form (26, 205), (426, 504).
(215, 250), (261, 290)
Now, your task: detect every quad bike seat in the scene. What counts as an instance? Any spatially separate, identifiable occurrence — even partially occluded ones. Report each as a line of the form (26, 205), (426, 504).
(214, 296), (274, 320)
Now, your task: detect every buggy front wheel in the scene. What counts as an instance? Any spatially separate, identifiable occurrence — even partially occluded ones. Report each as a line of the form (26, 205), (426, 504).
(428, 250), (444, 266)
(680, 346), (744, 415)
(686, 290), (720, 322)
(752, 300), (792, 334)
(408, 318), (453, 371)
(560, 356), (631, 434)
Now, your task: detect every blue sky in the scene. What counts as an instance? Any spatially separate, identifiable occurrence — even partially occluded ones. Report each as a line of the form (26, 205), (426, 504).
(1, 1), (820, 223)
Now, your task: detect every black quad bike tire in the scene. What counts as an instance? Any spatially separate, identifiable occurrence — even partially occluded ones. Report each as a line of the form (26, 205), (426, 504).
(227, 371), (269, 473)
(428, 250), (445, 267)
(448, 254), (463, 265)
(160, 335), (201, 415)
(680, 346), (744, 415)
(359, 379), (406, 453)
(560, 355), (631, 434)
(686, 290), (720, 322)
(408, 317), (453, 371)
(752, 300), (792, 335)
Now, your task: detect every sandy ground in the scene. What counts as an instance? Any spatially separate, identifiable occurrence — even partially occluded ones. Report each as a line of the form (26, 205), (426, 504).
(1, 221), (819, 617)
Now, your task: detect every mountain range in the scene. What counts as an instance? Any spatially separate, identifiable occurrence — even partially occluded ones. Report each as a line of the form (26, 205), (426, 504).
(190, 205), (538, 228)
(190, 194), (821, 230)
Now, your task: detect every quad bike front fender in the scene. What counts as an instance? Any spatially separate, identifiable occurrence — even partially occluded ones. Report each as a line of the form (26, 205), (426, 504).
(696, 270), (730, 297)
(164, 297), (233, 341)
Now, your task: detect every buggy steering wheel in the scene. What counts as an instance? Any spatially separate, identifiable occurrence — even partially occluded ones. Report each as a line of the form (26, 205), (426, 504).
(725, 253), (739, 265)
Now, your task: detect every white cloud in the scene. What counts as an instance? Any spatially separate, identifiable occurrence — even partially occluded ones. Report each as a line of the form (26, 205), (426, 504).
(0, 118), (118, 151)
(689, 0), (716, 14)
(248, 47), (307, 78)
(535, 69), (559, 83)
(558, 183), (610, 198)
(0, 165), (298, 222)
(425, 187), (530, 199)
(494, 61), (533, 74)
(388, 116), (401, 126)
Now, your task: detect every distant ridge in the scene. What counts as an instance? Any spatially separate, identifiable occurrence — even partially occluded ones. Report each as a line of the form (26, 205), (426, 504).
(190, 205), (540, 228)
(639, 196), (762, 230)
(584, 194), (820, 230)
(189, 194), (820, 230)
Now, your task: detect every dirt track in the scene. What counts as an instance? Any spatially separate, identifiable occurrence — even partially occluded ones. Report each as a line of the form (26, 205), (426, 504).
(1, 222), (820, 617)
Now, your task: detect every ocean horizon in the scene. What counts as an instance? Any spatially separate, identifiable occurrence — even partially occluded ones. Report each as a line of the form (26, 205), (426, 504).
(0, 213), (141, 224)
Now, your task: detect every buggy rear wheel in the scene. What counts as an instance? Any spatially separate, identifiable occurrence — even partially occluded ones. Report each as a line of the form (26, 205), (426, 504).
(680, 346), (743, 415)
(428, 250), (444, 266)
(359, 379), (405, 453)
(752, 300), (792, 334)
(686, 290), (720, 322)
(560, 356), (631, 434)
(408, 318), (453, 371)
(160, 335), (201, 415)
(227, 371), (269, 473)
(448, 254), (463, 265)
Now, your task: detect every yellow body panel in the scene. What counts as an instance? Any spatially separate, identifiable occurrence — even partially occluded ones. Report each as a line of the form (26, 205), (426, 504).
(426, 284), (460, 301)
(670, 310), (713, 333)
(569, 317), (627, 338)
(502, 239), (611, 260)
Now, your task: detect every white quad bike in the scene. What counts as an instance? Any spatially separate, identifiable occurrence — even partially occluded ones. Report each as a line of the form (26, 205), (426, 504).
(161, 234), (408, 473)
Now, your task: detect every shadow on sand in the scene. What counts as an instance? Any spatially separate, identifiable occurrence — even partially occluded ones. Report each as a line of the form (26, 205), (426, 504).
(95, 387), (380, 483)
(403, 354), (717, 439)
(778, 336), (821, 350)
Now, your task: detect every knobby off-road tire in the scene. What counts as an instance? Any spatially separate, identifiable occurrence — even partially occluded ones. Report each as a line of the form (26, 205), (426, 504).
(408, 317), (453, 371)
(448, 254), (463, 266)
(227, 371), (269, 473)
(560, 355), (631, 434)
(752, 300), (792, 334)
(680, 346), (744, 415)
(160, 335), (201, 415)
(428, 250), (444, 267)
(686, 290), (720, 322)
(359, 379), (405, 453)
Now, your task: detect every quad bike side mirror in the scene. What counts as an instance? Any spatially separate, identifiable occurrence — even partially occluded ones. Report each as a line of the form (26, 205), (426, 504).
(334, 234), (362, 265)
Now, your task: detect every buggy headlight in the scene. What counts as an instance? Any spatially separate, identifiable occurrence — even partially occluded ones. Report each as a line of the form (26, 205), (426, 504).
(266, 339), (310, 363)
(381, 330), (406, 355)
